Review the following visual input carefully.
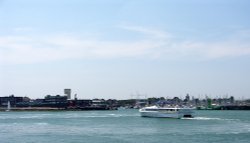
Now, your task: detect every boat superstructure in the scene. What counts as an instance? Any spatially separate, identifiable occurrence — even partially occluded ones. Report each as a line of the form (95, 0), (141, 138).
(139, 105), (195, 118)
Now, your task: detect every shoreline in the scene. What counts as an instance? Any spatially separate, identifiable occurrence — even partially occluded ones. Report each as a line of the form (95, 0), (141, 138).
(0, 107), (66, 112)
(0, 107), (117, 111)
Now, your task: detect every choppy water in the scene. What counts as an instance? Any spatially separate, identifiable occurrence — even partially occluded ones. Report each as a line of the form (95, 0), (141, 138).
(0, 110), (250, 143)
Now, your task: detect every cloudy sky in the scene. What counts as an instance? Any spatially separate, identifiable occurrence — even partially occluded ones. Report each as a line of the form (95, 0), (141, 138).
(0, 0), (250, 99)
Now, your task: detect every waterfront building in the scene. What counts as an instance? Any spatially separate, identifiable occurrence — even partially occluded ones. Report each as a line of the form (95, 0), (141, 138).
(67, 99), (92, 108)
(0, 95), (24, 107)
(43, 95), (68, 108)
(24, 95), (68, 108)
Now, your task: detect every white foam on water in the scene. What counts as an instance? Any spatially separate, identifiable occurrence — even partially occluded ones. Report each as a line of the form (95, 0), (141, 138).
(107, 114), (138, 117)
(182, 117), (221, 120)
(19, 115), (45, 119)
(181, 117), (239, 121)
(34, 122), (49, 126)
(77, 114), (139, 118)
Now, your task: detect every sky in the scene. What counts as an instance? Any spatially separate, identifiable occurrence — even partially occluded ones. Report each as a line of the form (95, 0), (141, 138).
(0, 0), (250, 100)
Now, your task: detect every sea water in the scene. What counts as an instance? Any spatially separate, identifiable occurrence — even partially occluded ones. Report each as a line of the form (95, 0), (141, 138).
(0, 110), (249, 143)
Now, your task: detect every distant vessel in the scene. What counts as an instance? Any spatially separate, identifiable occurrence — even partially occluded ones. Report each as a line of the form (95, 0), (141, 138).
(139, 106), (195, 118)
(6, 101), (11, 112)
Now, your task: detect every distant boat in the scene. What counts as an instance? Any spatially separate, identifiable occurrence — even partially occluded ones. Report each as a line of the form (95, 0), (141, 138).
(6, 101), (11, 112)
(139, 105), (195, 118)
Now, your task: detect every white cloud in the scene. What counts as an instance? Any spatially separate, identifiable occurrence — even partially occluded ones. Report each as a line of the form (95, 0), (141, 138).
(0, 27), (250, 65)
(13, 27), (34, 32)
(175, 37), (250, 60)
(119, 25), (172, 39)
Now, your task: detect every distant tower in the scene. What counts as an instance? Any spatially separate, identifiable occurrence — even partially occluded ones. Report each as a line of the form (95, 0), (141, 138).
(74, 94), (77, 100)
(64, 89), (71, 99)
(185, 93), (190, 102)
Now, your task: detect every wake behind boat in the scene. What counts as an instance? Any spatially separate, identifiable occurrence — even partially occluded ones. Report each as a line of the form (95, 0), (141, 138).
(139, 105), (195, 118)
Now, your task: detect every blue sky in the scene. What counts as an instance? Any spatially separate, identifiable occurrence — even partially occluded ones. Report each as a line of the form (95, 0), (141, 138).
(0, 0), (250, 99)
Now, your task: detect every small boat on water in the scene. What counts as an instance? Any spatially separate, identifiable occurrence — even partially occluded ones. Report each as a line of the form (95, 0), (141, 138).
(139, 105), (195, 118)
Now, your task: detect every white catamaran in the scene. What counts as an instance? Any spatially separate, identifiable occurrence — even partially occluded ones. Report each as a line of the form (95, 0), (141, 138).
(139, 105), (195, 118)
